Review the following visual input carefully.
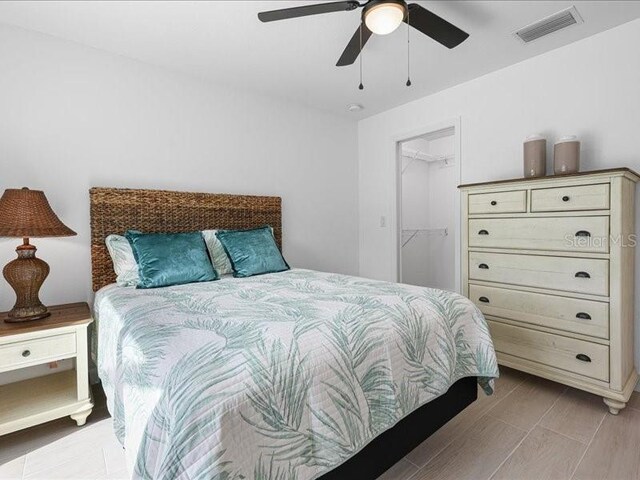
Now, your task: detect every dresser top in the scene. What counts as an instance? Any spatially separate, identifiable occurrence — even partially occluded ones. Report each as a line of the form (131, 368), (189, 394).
(458, 167), (640, 189)
(0, 302), (91, 337)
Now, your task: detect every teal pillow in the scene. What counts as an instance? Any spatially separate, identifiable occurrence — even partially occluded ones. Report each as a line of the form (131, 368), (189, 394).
(125, 231), (218, 288)
(216, 226), (289, 278)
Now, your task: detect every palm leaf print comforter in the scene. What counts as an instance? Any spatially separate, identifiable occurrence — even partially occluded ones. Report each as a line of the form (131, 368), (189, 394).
(95, 269), (498, 480)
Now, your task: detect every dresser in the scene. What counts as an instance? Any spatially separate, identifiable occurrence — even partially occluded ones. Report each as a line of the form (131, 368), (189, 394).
(0, 303), (93, 435)
(460, 168), (639, 414)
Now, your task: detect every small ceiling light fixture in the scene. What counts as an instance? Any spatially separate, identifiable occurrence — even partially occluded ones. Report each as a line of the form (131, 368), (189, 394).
(347, 103), (364, 112)
(363, 0), (407, 35)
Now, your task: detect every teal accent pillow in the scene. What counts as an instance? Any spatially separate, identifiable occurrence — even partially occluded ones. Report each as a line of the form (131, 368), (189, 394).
(216, 226), (289, 278)
(125, 231), (218, 288)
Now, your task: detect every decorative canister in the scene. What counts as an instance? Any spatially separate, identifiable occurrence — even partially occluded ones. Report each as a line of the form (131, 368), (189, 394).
(554, 136), (580, 175)
(523, 134), (546, 178)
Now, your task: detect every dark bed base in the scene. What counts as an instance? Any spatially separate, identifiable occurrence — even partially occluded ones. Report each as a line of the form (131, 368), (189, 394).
(319, 376), (478, 480)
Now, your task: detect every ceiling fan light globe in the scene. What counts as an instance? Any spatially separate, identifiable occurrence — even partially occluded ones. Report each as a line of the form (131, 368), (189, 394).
(364, 2), (405, 35)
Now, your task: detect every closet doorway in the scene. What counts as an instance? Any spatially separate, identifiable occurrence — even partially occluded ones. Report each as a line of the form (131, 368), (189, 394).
(397, 124), (459, 291)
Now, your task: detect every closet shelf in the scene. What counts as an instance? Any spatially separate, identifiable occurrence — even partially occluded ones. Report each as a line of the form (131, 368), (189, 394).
(401, 228), (448, 247)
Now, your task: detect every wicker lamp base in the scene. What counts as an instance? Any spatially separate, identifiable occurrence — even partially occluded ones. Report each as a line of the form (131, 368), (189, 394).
(3, 240), (50, 323)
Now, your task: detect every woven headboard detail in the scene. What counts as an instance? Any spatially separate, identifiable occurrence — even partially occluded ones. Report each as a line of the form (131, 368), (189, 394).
(89, 187), (282, 291)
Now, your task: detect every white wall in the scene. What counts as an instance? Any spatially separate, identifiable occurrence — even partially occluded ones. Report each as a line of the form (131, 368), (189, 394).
(359, 19), (640, 382)
(0, 23), (359, 314)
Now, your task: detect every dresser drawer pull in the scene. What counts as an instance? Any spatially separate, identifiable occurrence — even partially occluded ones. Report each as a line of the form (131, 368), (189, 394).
(562, 196), (570, 202)
(490, 200), (497, 206)
(576, 353), (591, 363)
(478, 296), (490, 303)
(478, 229), (489, 235)
(22, 349), (31, 358)
(575, 271), (591, 279)
(478, 263), (489, 269)
(575, 230), (591, 237)
(576, 312), (592, 320)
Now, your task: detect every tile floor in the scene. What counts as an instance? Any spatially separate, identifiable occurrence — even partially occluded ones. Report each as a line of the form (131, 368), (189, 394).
(1, 367), (639, 480)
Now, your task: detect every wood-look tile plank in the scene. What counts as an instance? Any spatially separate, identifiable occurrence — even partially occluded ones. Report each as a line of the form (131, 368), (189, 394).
(493, 366), (530, 398)
(102, 439), (127, 475)
(23, 447), (107, 479)
(572, 406), (640, 480)
(413, 416), (526, 480)
(377, 458), (418, 480)
(406, 386), (495, 468)
(406, 369), (526, 469)
(491, 426), (585, 480)
(21, 420), (112, 476)
(628, 390), (640, 411)
(539, 387), (606, 443)
(488, 376), (565, 431)
(0, 455), (25, 480)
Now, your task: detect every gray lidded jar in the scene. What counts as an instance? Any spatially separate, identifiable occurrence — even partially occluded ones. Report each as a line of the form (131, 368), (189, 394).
(523, 135), (546, 178)
(554, 136), (580, 175)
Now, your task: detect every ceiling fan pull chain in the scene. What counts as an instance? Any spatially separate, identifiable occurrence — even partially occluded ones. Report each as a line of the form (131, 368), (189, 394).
(359, 22), (364, 90)
(406, 7), (412, 87)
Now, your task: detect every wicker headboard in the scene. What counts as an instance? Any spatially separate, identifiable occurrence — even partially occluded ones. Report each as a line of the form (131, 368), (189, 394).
(89, 187), (282, 291)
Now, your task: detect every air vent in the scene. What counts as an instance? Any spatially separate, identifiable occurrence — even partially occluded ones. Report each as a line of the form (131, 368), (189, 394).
(515, 6), (583, 44)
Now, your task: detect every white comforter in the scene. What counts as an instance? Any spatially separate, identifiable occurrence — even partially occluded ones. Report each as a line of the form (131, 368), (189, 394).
(95, 269), (498, 479)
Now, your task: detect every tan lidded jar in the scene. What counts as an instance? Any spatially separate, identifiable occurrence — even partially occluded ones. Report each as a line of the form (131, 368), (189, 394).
(554, 136), (580, 175)
(523, 135), (546, 178)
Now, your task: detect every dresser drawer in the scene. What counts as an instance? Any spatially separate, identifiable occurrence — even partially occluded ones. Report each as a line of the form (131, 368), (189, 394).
(488, 321), (609, 381)
(531, 184), (610, 212)
(470, 284), (609, 339)
(0, 333), (76, 372)
(469, 252), (609, 296)
(468, 190), (527, 214)
(469, 216), (609, 253)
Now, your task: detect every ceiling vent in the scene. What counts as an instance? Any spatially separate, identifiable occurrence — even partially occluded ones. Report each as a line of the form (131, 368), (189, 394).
(515, 6), (583, 44)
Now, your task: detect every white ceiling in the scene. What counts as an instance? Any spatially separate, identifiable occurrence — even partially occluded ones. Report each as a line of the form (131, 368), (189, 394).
(1, 1), (639, 118)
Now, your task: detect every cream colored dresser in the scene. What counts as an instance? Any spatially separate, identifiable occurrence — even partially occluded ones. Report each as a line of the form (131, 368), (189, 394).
(460, 168), (639, 414)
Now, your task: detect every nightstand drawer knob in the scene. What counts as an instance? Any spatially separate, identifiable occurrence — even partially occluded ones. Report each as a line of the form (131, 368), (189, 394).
(576, 354), (591, 363)
(22, 349), (31, 358)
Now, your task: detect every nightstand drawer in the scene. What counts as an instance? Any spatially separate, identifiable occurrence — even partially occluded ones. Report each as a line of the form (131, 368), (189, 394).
(0, 333), (76, 372)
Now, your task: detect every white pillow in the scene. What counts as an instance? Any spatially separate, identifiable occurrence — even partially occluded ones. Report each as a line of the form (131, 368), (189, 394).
(105, 234), (139, 287)
(201, 230), (234, 276)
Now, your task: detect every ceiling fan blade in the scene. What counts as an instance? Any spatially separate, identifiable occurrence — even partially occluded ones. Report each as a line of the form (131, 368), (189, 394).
(405, 3), (469, 49)
(258, 1), (360, 23)
(336, 23), (373, 66)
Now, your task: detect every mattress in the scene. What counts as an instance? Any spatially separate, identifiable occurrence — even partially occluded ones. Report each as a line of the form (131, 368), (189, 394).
(95, 269), (498, 479)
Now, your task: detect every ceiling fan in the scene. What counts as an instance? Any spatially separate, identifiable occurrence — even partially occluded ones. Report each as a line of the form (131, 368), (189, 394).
(257, 0), (469, 67)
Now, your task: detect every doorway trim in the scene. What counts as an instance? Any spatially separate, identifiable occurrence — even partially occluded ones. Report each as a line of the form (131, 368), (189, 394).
(391, 118), (462, 292)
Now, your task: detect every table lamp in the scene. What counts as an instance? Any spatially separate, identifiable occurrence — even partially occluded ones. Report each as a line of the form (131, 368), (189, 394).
(0, 187), (76, 322)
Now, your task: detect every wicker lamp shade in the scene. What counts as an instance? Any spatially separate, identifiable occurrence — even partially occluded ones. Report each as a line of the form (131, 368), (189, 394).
(0, 188), (76, 238)
(0, 188), (76, 323)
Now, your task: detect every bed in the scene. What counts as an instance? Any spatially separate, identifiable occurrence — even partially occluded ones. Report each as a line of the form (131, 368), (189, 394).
(90, 187), (499, 480)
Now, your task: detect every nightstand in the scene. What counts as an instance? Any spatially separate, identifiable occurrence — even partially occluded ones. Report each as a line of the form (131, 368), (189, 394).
(0, 303), (94, 435)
